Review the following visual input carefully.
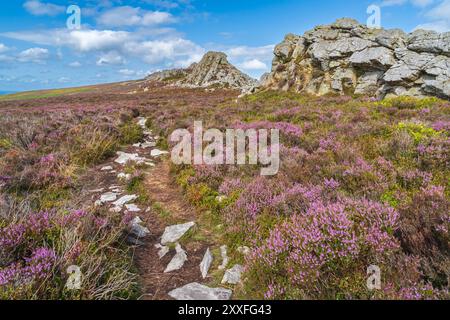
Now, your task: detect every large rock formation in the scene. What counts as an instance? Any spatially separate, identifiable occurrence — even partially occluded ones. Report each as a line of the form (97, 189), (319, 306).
(146, 51), (258, 92)
(261, 18), (450, 100)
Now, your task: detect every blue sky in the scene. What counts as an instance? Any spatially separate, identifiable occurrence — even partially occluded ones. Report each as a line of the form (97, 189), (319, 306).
(0, 0), (449, 92)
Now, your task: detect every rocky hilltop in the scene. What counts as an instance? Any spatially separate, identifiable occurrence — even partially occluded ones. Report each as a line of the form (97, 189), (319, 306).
(146, 51), (258, 92)
(261, 18), (450, 100)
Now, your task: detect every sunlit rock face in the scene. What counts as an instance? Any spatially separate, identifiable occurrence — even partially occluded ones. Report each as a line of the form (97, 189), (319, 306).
(260, 18), (450, 100)
(146, 51), (258, 93)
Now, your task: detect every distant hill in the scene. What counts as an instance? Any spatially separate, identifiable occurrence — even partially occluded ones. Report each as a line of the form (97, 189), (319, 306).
(0, 91), (17, 95)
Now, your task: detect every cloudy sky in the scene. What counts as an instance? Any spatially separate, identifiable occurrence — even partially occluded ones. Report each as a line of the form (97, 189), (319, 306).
(0, 0), (449, 92)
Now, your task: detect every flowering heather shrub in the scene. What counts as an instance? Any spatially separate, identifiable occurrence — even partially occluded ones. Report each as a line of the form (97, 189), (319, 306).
(188, 165), (225, 190)
(246, 198), (400, 299)
(0, 209), (137, 299)
(219, 178), (245, 196)
(398, 185), (450, 288)
(234, 120), (303, 145)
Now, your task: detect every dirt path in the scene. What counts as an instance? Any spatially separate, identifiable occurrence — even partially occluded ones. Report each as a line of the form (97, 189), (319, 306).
(77, 117), (232, 300)
(134, 160), (210, 300)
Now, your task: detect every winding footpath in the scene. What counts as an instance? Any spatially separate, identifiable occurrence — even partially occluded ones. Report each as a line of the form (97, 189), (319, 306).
(84, 117), (244, 300)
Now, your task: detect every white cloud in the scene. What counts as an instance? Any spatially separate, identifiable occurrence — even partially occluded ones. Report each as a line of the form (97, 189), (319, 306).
(23, 0), (65, 16)
(96, 51), (126, 66)
(125, 38), (205, 65)
(17, 47), (49, 63)
(227, 45), (275, 59)
(2, 28), (205, 68)
(58, 77), (70, 83)
(239, 59), (268, 70)
(413, 0), (450, 32)
(97, 6), (175, 27)
(381, 0), (434, 6)
(414, 20), (450, 32)
(426, 0), (450, 20)
(69, 61), (82, 67)
(118, 69), (149, 77)
(2, 29), (133, 52)
(0, 43), (9, 53)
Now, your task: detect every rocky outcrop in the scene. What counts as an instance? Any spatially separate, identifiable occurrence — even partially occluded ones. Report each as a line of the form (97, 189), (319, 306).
(146, 52), (258, 92)
(260, 18), (450, 100)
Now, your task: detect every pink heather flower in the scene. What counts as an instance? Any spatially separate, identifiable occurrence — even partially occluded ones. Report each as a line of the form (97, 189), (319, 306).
(39, 153), (56, 164)
(323, 178), (340, 190)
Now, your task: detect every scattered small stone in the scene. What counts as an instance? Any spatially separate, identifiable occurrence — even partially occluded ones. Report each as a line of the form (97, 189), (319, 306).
(155, 244), (170, 259)
(161, 221), (196, 245)
(221, 264), (244, 285)
(137, 117), (147, 129)
(218, 245), (229, 270)
(168, 283), (232, 300)
(216, 195), (227, 203)
(89, 188), (105, 193)
(200, 248), (213, 279)
(101, 166), (113, 171)
(125, 204), (141, 212)
(115, 152), (147, 165)
(237, 246), (251, 256)
(150, 149), (169, 157)
(141, 141), (156, 148)
(117, 173), (132, 180)
(129, 219), (150, 238)
(112, 194), (138, 208)
(95, 192), (119, 206)
(164, 243), (187, 273)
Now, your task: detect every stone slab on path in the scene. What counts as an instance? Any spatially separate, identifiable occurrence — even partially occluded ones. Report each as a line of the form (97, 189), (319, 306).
(164, 243), (188, 273)
(221, 264), (244, 285)
(200, 248), (213, 279)
(161, 222), (195, 245)
(168, 282), (232, 300)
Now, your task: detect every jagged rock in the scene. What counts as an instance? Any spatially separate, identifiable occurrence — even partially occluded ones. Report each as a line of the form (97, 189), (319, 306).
(376, 29), (407, 49)
(168, 282), (232, 300)
(259, 18), (450, 100)
(200, 248), (213, 279)
(161, 222), (195, 245)
(146, 66), (193, 83)
(355, 71), (383, 95)
(349, 47), (396, 69)
(221, 264), (244, 285)
(164, 243), (187, 273)
(146, 52), (257, 93)
(407, 30), (450, 56)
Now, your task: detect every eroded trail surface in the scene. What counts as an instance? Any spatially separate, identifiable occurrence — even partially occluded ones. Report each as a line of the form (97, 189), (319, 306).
(81, 117), (238, 300)
(135, 161), (210, 300)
